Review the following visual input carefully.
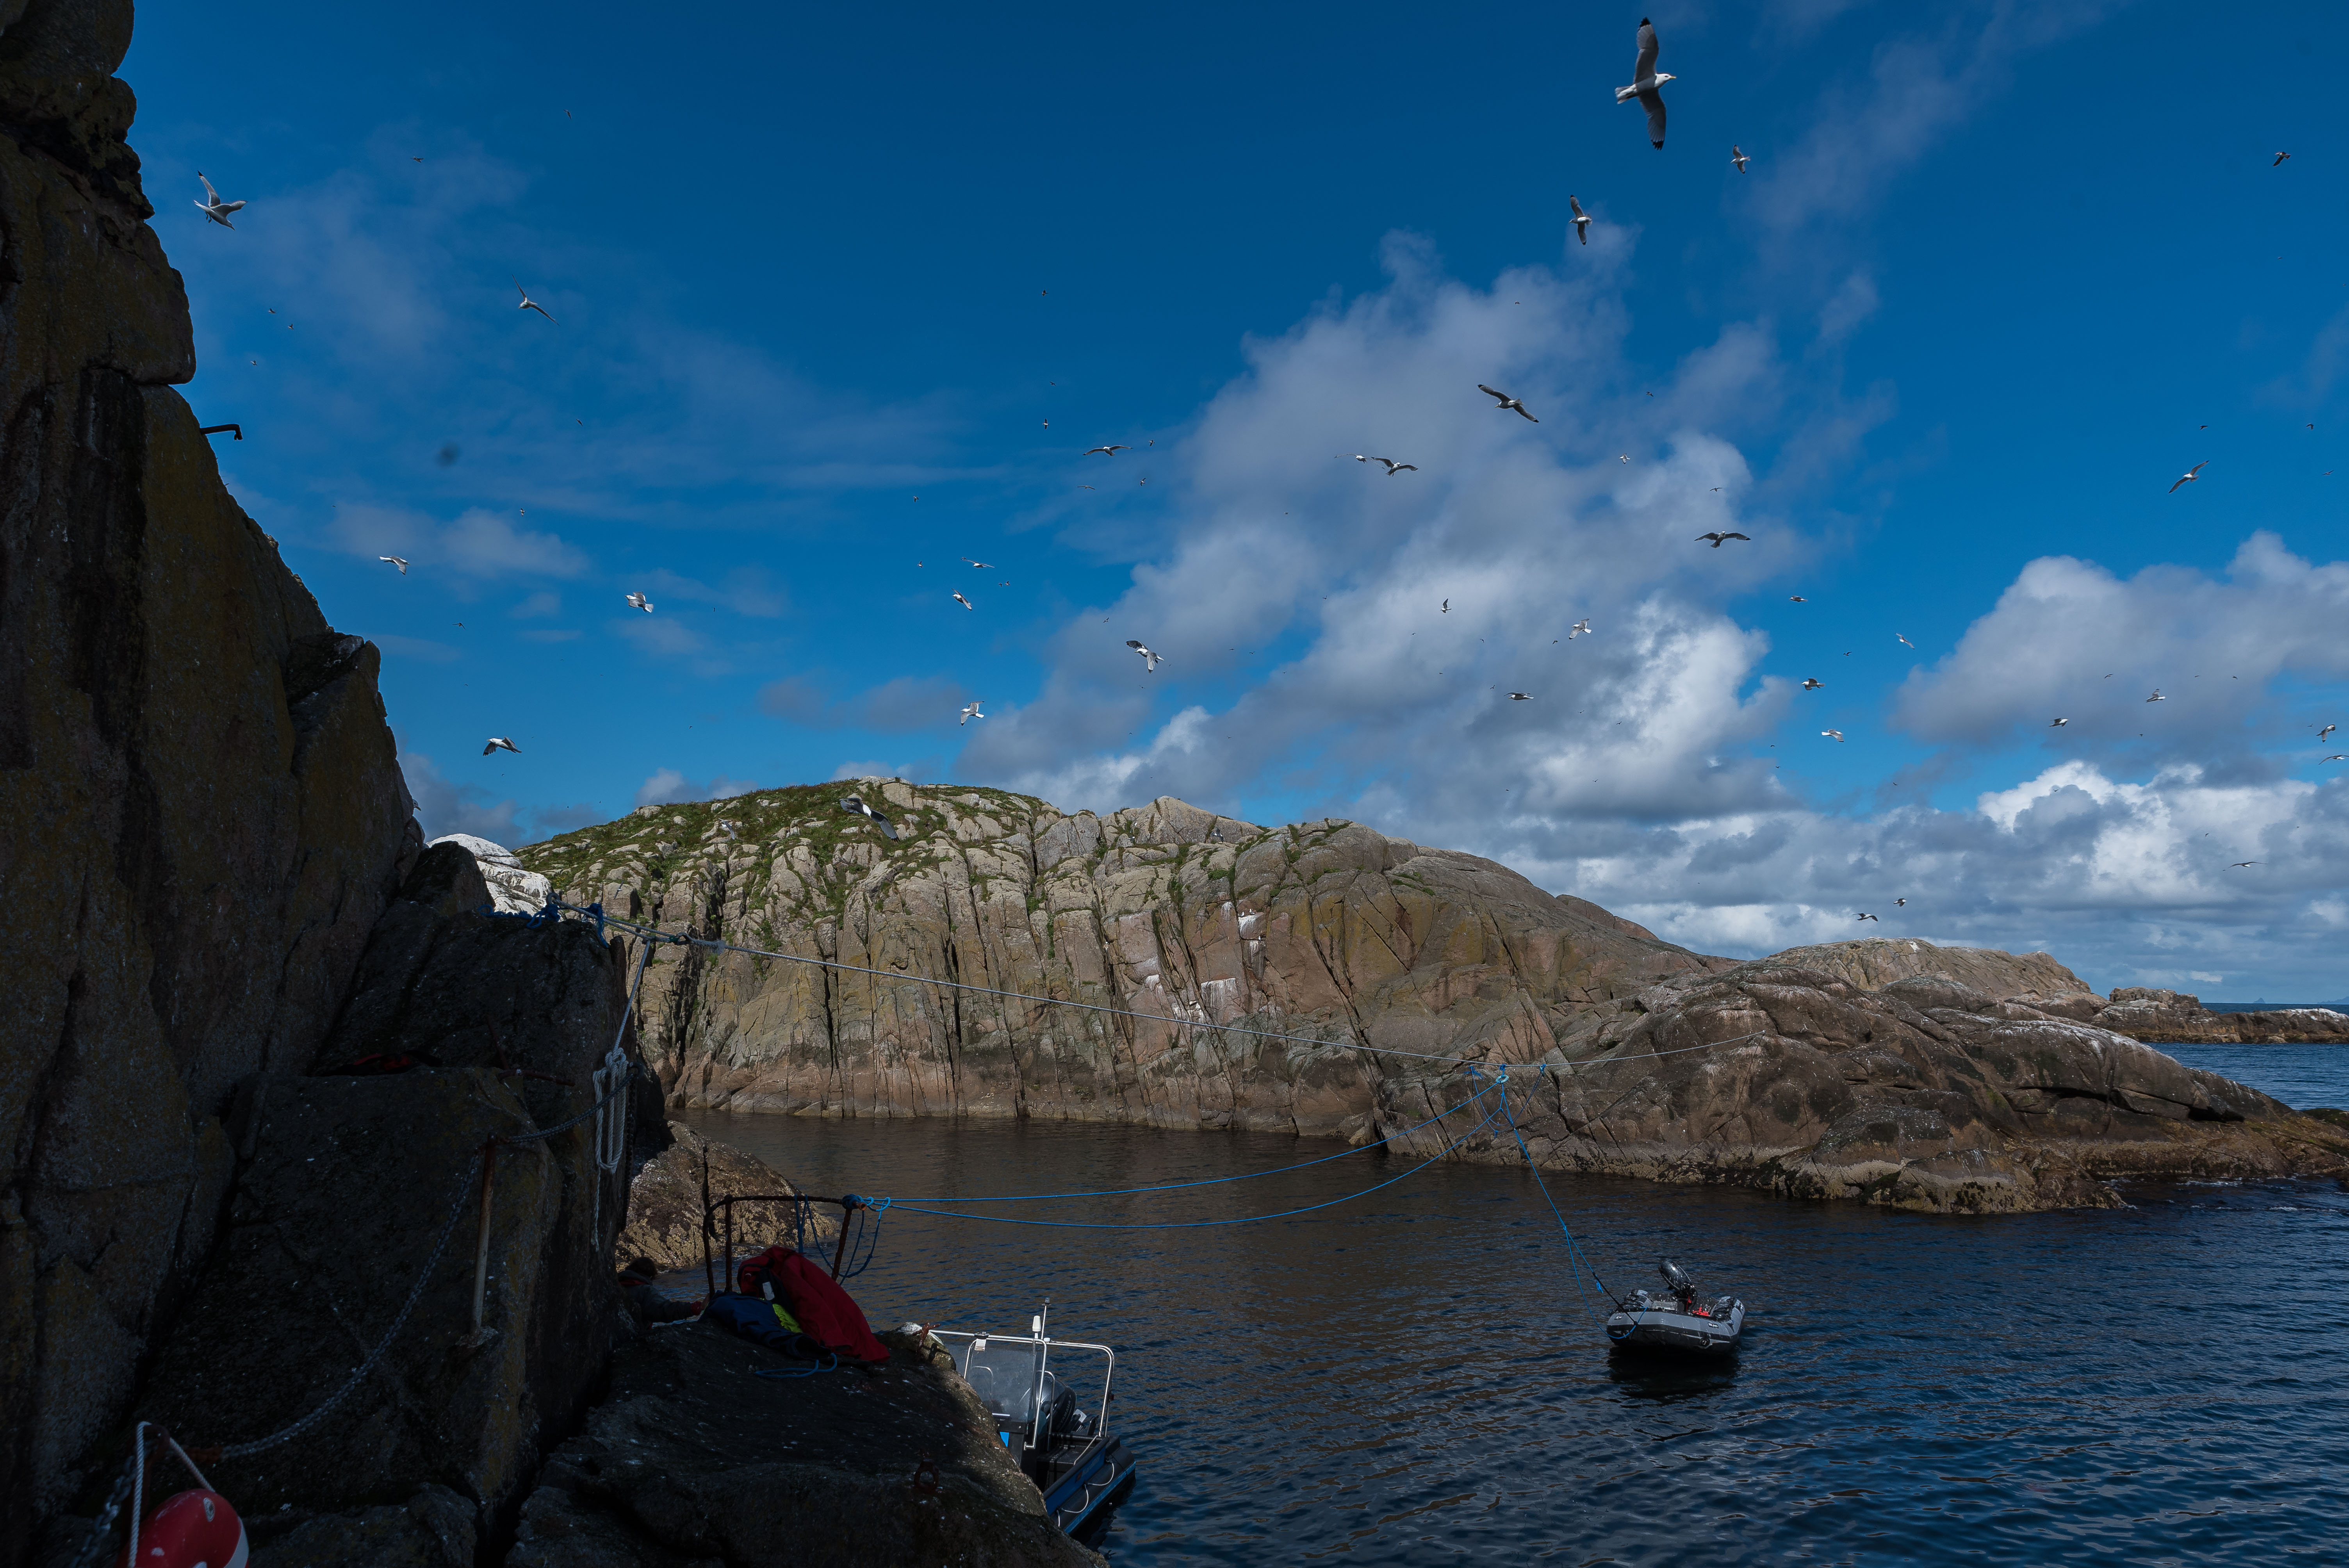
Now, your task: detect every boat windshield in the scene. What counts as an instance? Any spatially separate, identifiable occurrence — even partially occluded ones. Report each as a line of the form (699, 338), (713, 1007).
(963, 1340), (1061, 1424)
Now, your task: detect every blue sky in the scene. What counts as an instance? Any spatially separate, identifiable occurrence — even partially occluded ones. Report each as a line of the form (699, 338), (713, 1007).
(128, 1), (2349, 995)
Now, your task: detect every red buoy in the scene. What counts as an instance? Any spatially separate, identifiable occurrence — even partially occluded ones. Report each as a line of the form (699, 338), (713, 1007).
(116, 1490), (247, 1568)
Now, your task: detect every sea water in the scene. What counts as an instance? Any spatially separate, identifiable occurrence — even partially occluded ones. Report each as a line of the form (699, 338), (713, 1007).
(677, 1046), (2349, 1565)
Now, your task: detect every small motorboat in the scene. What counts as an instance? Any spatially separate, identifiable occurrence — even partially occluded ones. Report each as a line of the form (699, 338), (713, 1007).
(1606, 1258), (1744, 1356)
(932, 1303), (1138, 1545)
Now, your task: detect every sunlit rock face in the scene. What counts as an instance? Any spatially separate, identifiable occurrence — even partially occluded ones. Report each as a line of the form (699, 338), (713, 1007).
(518, 783), (1732, 1137)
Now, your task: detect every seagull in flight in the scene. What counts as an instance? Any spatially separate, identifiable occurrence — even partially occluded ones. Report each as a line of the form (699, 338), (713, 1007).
(515, 281), (556, 323)
(625, 591), (652, 613)
(1894, 898), (1907, 907)
(1821, 729), (1845, 741)
(1616, 18), (1673, 149)
(2274, 151), (2293, 166)
(483, 737), (520, 756)
(1802, 678), (1824, 690)
(195, 173), (245, 227)
(2146, 689), (2165, 702)
(378, 555), (408, 574)
(1353, 455), (1418, 474)
(1897, 633), (1915, 649)
(1731, 145), (1749, 173)
(1508, 692), (1533, 701)
(1788, 595), (1806, 602)
(2318, 723), (2336, 741)
(953, 592), (975, 611)
(2050, 717), (2069, 726)
(839, 795), (899, 840)
(1477, 385), (1538, 421)
(1441, 600), (1450, 613)
(1126, 639), (1163, 672)
(2228, 861), (2260, 868)
(1569, 195), (1592, 245)
(1697, 532), (1750, 547)
(2169, 461), (2206, 493)
(1856, 912), (1878, 922)
(959, 701), (986, 725)
(963, 558), (994, 568)
(1082, 445), (1130, 457)
(1569, 618), (1593, 638)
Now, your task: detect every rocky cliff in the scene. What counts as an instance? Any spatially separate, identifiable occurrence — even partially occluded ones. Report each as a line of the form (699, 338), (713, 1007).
(0, 1), (424, 1550)
(515, 782), (1736, 1139)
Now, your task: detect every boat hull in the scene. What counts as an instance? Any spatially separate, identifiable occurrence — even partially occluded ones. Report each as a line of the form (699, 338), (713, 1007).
(1606, 1298), (1743, 1356)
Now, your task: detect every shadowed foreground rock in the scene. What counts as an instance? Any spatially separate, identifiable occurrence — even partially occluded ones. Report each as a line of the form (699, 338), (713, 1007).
(1448, 959), (2349, 1213)
(510, 1322), (1100, 1568)
(618, 1120), (833, 1276)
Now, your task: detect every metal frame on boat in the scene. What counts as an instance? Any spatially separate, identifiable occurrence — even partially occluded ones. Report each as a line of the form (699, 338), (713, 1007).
(932, 1304), (1139, 1543)
(1606, 1258), (1745, 1356)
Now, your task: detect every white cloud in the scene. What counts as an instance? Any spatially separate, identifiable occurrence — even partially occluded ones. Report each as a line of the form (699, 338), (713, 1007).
(634, 768), (759, 807)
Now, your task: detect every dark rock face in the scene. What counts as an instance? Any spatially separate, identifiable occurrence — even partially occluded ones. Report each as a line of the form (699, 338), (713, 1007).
(128, 853), (654, 1554)
(510, 1322), (1101, 1568)
(2094, 989), (2349, 1045)
(0, 0), (416, 1550)
(1459, 960), (2349, 1213)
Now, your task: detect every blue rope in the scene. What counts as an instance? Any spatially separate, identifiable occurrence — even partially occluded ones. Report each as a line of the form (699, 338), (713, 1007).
(887, 1086), (1504, 1231)
(886, 1085), (1494, 1203)
(1498, 1088), (1616, 1325)
(753, 1352), (838, 1381)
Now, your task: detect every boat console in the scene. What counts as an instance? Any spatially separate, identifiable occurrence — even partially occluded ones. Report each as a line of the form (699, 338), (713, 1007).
(934, 1304), (1137, 1544)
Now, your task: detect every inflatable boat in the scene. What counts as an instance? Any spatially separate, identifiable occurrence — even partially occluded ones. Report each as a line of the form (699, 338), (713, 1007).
(1606, 1258), (1744, 1356)
(933, 1304), (1138, 1545)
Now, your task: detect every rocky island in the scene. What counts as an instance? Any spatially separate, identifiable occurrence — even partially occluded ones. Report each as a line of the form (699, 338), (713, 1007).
(4, 1), (2344, 1559)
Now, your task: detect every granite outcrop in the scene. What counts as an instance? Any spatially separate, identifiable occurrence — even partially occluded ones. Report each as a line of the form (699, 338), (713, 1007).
(514, 783), (1736, 1139)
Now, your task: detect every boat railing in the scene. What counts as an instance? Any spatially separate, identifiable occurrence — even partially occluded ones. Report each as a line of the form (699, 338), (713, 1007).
(930, 1326), (1117, 1475)
(699, 1191), (877, 1298)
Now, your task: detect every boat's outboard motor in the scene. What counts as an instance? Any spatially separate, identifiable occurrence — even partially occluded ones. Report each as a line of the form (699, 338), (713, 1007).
(1658, 1257), (1699, 1313)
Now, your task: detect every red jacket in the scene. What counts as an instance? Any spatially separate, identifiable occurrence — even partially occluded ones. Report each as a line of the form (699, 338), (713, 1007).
(742, 1248), (889, 1363)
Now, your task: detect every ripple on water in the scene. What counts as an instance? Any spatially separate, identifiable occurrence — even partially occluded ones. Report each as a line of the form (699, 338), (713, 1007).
(676, 1047), (2349, 1566)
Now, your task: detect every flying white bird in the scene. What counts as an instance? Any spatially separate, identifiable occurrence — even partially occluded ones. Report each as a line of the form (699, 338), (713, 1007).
(483, 737), (520, 755)
(717, 820), (739, 839)
(515, 281), (556, 322)
(1821, 729), (1845, 741)
(1894, 898), (1907, 907)
(1125, 640), (1163, 673)
(625, 591), (652, 613)
(1856, 912), (1878, 922)
(2147, 690), (2165, 702)
(2318, 723), (2336, 741)
(1697, 532), (1750, 547)
(1568, 619), (1592, 638)
(2321, 755), (2347, 763)
(963, 558), (994, 568)
(1353, 455), (1418, 474)
(377, 555), (408, 574)
(839, 795), (898, 840)
(2050, 717), (2069, 726)
(2273, 151), (2292, 166)
(1616, 18), (1673, 149)
(959, 701), (986, 725)
(1477, 384), (1539, 422)
(1569, 195), (1592, 245)
(195, 173), (245, 227)
(1802, 678), (1824, 690)
(1508, 692), (1533, 701)
(953, 592), (975, 610)
(2229, 861), (2260, 868)
(1731, 145), (1749, 173)
(1788, 595), (1806, 602)
(2169, 461), (2206, 493)
(1897, 633), (1915, 649)
(1082, 445), (1130, 457)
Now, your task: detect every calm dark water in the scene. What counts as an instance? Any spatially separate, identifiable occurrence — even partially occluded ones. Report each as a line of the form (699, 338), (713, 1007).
(676, 1046), (2349, 1566)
